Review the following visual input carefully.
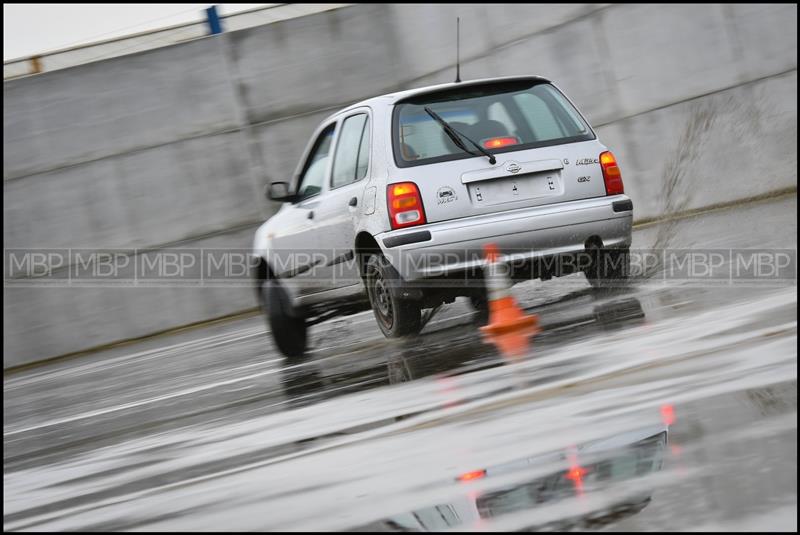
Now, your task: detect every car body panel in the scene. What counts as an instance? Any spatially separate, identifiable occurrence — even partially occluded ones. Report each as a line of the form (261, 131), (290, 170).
(390, 140), (611, 224)
(252, 75), (633, 309)
(378, 194), (632, 281)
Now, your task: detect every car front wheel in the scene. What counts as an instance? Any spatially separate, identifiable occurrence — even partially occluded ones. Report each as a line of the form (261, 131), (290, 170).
(262, 278), (307, 358)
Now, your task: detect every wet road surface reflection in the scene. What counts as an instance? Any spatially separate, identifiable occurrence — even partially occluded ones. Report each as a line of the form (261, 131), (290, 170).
(3, 286), (796, 531)
(280, 294), (646, 415)
(3, 198), (797, 531)
(353, 425), (667, 531)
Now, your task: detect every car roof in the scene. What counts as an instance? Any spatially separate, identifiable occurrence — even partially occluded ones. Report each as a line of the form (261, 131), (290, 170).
(327, 74), (551, 121)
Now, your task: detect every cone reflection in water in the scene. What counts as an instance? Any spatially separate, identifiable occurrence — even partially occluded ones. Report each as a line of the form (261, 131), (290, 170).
(479, 243), (540, 359)
(483, 324), (540, 360)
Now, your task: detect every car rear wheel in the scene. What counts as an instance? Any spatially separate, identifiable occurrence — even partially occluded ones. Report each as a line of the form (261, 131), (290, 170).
(365, 254), (422, 338)
(262, 278), (307, 358)
(584, 247), (631, 289)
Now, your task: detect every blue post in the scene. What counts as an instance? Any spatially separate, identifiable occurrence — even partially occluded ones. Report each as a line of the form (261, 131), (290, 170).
(206, 5), (223, 35)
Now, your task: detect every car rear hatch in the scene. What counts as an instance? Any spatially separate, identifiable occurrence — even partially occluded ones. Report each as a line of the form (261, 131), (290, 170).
(390, 78), (610, 224)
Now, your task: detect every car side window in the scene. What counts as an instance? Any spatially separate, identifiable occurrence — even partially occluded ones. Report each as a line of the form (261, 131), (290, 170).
(331, 113), (370, 189)
(296, 124), (336, 201)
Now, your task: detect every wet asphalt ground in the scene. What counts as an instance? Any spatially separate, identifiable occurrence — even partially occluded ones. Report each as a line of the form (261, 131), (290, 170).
(3, 196), (797, 531)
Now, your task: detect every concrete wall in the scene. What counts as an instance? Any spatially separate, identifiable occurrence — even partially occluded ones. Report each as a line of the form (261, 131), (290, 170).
(3, 3), (797, 368)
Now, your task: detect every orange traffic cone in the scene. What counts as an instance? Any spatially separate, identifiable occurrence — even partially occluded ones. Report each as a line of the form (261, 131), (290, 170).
(479, 243), (540, 359)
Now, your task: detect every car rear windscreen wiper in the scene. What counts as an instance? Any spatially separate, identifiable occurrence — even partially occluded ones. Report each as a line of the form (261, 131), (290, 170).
(424, 107), (496, 165)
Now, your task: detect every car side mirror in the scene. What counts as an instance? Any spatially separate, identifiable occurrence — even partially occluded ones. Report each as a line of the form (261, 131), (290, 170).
(265, 181), (296, 203)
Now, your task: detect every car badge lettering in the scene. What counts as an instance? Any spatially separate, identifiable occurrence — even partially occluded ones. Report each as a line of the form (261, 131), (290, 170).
(437, 186), (458, 205)
(505, 162), (522, 174)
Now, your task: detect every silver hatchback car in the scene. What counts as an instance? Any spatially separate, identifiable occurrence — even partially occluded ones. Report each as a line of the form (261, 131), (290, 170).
(253, 75), (632, 357)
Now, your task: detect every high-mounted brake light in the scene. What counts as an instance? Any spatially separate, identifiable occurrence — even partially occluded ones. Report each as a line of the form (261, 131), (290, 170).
(457, 470), (486, 482)
(482, 136), (520, 149)
(565, 463), (589, 494)
(600, 151), (624, 195)
(661, 404), (675, 426)
(564, 450), (589, 495)
(387, 182), (427, 230)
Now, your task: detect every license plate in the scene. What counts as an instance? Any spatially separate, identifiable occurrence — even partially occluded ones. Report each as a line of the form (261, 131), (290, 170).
(468, 172), (560, 206)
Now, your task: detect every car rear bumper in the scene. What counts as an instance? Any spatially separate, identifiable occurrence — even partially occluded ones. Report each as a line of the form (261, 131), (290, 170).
(375, 195), (633, 281)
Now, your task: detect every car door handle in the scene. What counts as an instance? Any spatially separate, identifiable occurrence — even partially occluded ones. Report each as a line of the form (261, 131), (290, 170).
(348, 196), (358, 207)
(307, 210), (314, 220)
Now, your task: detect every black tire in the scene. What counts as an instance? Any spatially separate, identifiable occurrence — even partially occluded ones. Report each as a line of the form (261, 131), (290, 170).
(584, 247), (631, 289)
(262, 278), (307, 358)
(364, 254), (422, 338)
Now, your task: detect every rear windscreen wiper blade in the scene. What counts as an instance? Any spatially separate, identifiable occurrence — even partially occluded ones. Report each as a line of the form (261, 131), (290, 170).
(424, 107), (496, 165)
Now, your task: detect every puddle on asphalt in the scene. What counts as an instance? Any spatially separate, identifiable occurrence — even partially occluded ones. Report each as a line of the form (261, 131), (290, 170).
(4, 289), (795, 531)
(350, 424), (669, 531)
(340, 378), (797, 532)
(281, 292), (649, 412)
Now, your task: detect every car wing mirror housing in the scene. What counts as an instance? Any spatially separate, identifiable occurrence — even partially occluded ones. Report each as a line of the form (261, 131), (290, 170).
(265, 181), (298, 203)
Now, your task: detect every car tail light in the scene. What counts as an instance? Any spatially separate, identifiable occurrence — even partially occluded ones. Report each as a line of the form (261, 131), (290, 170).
(482, 136), (520, 149)
(387, 182), (427, 229)
(600, 151), (624, 195)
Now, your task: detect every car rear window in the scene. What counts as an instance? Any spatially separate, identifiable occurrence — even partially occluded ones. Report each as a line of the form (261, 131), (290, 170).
(393, 80), (594, 167)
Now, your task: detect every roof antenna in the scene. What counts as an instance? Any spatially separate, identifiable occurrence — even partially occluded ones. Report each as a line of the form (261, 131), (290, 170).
(455, 17), (461, 83)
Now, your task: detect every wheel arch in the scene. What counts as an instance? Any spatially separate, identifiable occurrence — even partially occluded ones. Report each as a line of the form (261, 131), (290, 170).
(354, 231), (383, 278)
(252, 254), (276, 305)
